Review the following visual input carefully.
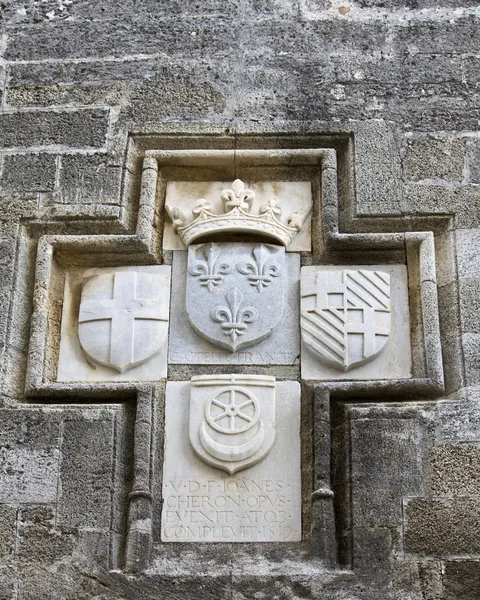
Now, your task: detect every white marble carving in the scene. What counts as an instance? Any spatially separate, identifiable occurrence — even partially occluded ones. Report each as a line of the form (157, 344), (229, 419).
(186, 242), (286, 353)
(162, 379), (302, 542)
(57, 266), (171, 381)
(189, 375), (276, 475)
(301, 269), (391, 371)
(165, 179), (311, 249)
(301, 265), (412, 381)
(168, 250), (300, 365)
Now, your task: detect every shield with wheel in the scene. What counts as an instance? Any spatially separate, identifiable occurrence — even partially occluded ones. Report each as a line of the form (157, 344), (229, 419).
(189, 374), (276, 475)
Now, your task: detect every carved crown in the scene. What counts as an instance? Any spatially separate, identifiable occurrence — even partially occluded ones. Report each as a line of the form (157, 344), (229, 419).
(165, 179), (307, 247)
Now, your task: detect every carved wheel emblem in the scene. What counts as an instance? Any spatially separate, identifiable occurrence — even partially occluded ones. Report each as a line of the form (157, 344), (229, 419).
(205, 387), (260, 434)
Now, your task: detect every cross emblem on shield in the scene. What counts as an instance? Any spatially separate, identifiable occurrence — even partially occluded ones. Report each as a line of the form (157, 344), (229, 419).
(78, 270), (169, 373)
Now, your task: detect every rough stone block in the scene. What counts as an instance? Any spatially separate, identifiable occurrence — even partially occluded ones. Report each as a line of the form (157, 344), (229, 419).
(418, 560), (444, 600)
(443, 560), (480, 600)
(455, 228), (480, 280)
(405, 497), (480, 556)
(462, 333), (480, 386)
(430, 445), (480, 496)
(392, 17), (480, 55)
(0, 410), (60, 503)
(459, 278), (480, 334)
(5, 16), (236, 61)
(0, 109), (108, 149)
(466, 142), (480, 184)
(58, 154), (121, 205)
(58, 416), (116, 529)
(351, 417), (424, 527)
(353, 120), (404, 216)
(436, 397), (480, 443)
(0, 505), (16, 562)
(16, 505), (74, 565)
(352, 527), (392, 585)
(404, 138), (466, 182)
(0, 154), (56, 192)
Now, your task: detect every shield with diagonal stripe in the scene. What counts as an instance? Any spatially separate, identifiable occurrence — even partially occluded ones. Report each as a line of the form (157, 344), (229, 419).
(300, 269), (391, 371)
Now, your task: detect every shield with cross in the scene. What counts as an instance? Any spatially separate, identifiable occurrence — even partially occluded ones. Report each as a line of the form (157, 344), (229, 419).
(300, 269), (391, 372)
(77, 270), (170, 373)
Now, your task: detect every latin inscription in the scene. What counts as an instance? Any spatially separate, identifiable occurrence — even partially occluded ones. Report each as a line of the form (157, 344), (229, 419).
(169, 351), (298, 364)
(162, 478), (298, 542)
(161, 381), (302, 543)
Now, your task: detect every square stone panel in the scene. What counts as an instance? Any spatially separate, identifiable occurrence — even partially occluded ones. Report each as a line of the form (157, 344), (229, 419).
(161, 379), (302, 543)
(163, 181), (312, 252)
(301, 264), (412, 381)
(57, 265), (171, 382)
(168, 249), (300, 366)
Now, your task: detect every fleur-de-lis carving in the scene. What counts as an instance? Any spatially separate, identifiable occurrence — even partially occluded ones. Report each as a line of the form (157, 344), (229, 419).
(189, 243), (231, 292)
(192, 198), (214, 217)
(220, 179), (255, 212)
(237, 245), (282, 292)
(211, 288), (259, 344)
(259, 197), (282, 218)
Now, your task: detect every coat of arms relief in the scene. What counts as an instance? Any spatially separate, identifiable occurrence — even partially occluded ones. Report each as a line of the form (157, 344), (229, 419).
(54, 172), (410, 545)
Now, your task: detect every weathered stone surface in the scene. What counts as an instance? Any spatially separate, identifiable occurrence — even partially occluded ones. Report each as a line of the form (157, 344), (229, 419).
(404, 138), (466, 182)
(57, 416), (115, 529)
(466, 143), (480, 184)
(0, 154), (57, 192)
(405, 497), (480, 556)
(351, 417), (425, 528)
(169, 250), (300, 365)
(0, 505), (16, 562)
(0, 411), (60, 504)
(443, 561), (480, 600)
(16, 505), (75, 565)
(0, 110), (109, 149)
(430, 445), (480, 496)
(162, 379), (301, 542)
(58, 154), (122, 205)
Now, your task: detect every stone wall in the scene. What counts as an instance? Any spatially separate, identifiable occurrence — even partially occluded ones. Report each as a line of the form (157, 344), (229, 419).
(0, 1), (479, 599)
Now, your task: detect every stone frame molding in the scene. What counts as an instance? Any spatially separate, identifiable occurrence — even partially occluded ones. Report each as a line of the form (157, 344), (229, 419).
(4, 131), (447, 576)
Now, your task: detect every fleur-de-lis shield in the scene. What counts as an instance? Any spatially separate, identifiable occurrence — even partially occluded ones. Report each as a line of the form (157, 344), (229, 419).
(186, 242), (286, 352)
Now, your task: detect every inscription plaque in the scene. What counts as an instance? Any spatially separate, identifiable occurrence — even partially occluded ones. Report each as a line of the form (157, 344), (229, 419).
(162, 380), (302, 542)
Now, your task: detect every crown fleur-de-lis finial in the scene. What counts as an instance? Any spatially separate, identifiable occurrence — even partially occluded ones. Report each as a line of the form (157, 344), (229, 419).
(166, 178), (310, 247)
(221, 179), (255, 211)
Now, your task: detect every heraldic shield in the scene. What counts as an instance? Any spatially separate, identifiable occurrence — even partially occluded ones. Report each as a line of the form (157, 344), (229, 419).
(189, 375), (276, 475)
(78, 270), (169, 373)
(186, 242), (286, 352)
(301, 269), (391, 371)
